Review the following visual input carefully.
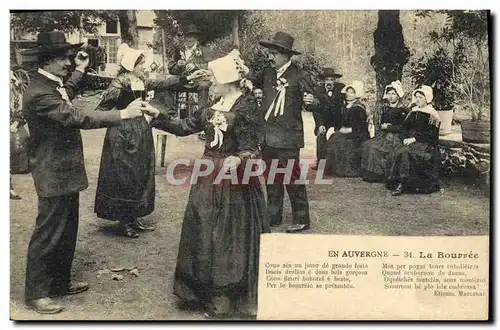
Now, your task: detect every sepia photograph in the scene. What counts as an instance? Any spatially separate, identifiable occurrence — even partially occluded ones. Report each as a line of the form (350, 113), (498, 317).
(7, 8), (491, 321)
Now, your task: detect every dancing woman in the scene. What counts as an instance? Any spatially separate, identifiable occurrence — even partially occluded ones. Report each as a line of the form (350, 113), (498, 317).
(94, 44), (206, 238)
(146, 50), (270, 318)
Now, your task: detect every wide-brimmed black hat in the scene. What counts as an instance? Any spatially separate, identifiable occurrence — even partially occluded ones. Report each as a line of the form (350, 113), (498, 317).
(259, 32), (301, 55)
(318, 67), (343, 79)
(183, 24), (202, 37)
(21, 31), (84, 56)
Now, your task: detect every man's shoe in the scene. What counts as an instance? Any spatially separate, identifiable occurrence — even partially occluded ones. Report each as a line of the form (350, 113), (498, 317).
(286, 224), (310, 233)
(50, 281), (89, 297)
(130, 219), (155, 232)
(26, 297), (63, 314)
(10, 190), (21, 200)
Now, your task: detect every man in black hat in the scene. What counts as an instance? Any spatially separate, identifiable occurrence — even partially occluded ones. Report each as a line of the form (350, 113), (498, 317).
(165, 24), (214, 118)
(311, 67), (345, 171)
(21, 31), (145, 314)
(249, 31), (318, 233)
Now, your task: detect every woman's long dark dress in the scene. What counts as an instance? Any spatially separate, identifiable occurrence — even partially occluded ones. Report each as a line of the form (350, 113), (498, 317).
(151, 95), (270, 315)
(386, 109), (441, 193)
(361, 102), (408, 182)
(327, 100), (370, 177)
(94, 74), (185, 221)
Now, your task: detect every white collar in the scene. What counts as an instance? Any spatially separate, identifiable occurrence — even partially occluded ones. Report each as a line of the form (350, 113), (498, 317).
(38, 68), (63, 87)
(276, 61), (292, 78)
(410, 104), (441, 122)
(211, 91), (242, 112)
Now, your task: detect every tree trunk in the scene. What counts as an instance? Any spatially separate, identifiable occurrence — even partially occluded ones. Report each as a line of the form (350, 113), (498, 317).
(232, 14), (240, 49)
(335, 11), (339, 39)
(370, 10), (410, 134)
(118, 10), (139, 48)
(342, 12), (347, 61)
(305, 11), (316, 55)
(350, 11), (354, 63)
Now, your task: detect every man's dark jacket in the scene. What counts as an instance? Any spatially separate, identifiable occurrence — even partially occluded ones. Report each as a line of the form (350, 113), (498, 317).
(250, 63), (317, 149)
(312, 82), (345, 135)
(22, 70), (122, 198)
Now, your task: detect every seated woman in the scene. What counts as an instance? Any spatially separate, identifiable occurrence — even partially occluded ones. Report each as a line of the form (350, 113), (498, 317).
(361, 80), (408, 182)
(387, 85), (441, 195)
(145, 50), (270, 319)
(327, 80), (370, 177)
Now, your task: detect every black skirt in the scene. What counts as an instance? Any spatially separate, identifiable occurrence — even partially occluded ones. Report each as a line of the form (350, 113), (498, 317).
(173, 156), (270, 315)
(361, 132), (402, 182)
(94, 116), (155, 220)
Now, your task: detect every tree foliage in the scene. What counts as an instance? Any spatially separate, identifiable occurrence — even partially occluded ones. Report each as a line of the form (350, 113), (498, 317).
(10, 10), (117, 34)
(10, 10), (140, 47)
(416, 10), (489, 45)
(154, 10), (246, 45)
(412, 10), (490, 120)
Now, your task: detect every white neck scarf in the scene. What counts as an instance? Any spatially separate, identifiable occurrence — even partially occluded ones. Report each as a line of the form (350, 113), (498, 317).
(39, 68), (72, 104)
(408, 104), (441, 126)
(38, 68), (63, 87)
(276, 60), (291, 79)
(183, 42), (199, 61)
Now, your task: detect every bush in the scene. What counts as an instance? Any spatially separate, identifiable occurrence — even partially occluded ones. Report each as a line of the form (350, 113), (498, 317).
(409, 47), (456, 110)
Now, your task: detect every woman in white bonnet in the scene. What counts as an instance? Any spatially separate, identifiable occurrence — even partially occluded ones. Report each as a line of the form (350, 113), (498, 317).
(361, 80), (409, 182)
(386, 85), (441, 195)
(146, 49), (269, 319)
(94, 43), (206, 238)
(327, 80), (370, 177)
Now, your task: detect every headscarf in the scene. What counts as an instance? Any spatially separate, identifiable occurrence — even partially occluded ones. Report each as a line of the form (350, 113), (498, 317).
(383, 80), (405, 99)
(117, 43), (143, 72)
(408, 85), (441, 125)
(208, 49), (249, 84)
(341, 80), (365, 98)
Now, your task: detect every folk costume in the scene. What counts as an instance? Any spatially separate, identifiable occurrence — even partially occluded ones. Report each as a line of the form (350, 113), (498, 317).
(165, 24), (214, 118)
(311, 67), (345, 169)
(94, 44), (190, 238)
(327, 81), (370, 177)
(387, 85), (441, 195)
(361, 81), (408, 182)
(251, 32), (316, 233)
(21, 31), (123, 313)
(152, 50), (270, 317)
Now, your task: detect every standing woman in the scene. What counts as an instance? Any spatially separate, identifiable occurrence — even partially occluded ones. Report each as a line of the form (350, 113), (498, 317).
(327, 81), (370, 177)
(361, 80), (408, 182)
(147, 50), (270, 318)
(387, 85), (441, 195)
(94, 44), (205, 238)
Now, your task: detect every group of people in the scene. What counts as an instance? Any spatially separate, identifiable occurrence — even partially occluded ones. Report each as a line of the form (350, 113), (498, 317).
(310, 70), (442, 195)
(16, 25), (442, 320)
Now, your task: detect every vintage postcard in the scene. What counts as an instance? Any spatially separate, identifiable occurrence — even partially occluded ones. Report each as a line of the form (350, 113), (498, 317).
(8, 9), (491, 321)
